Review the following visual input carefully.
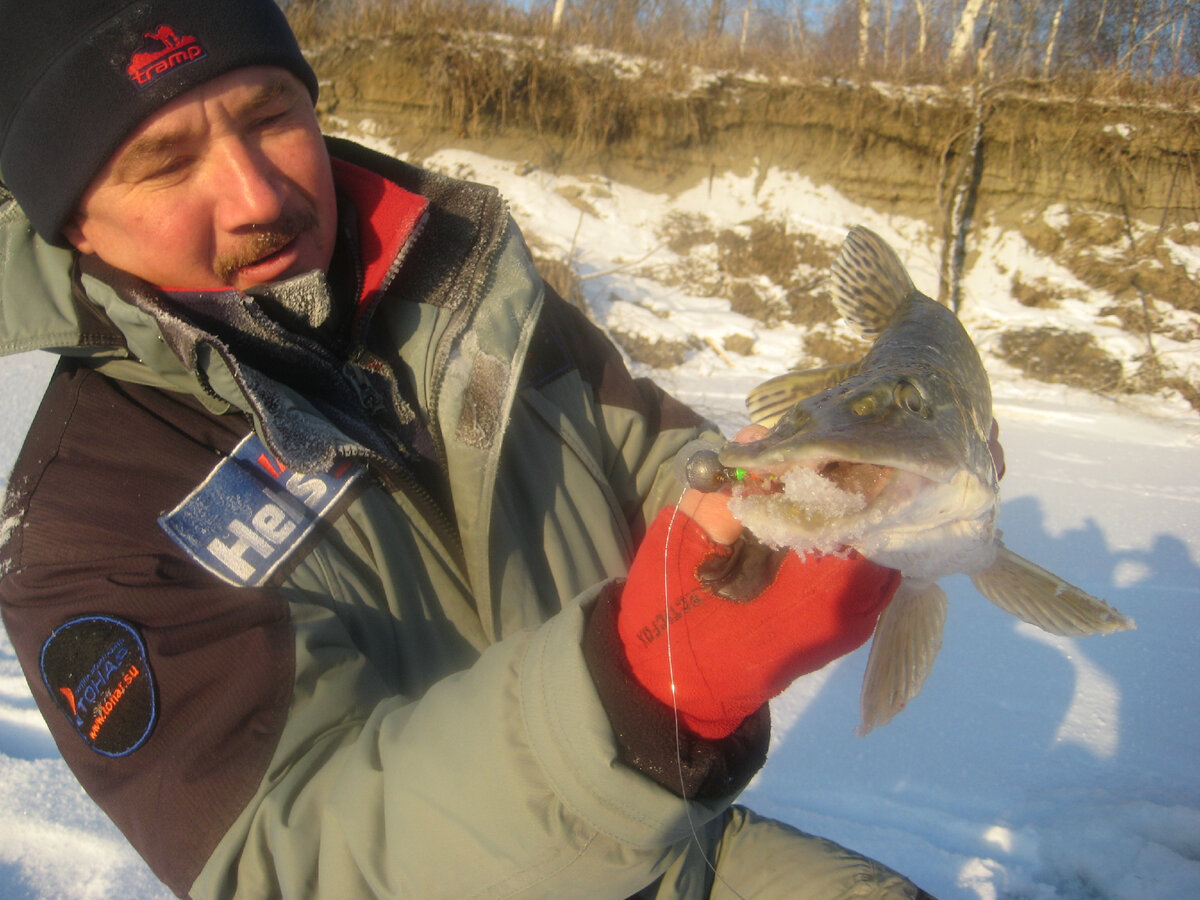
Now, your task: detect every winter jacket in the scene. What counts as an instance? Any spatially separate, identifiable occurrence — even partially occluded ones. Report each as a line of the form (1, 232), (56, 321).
(0, 138), (921, 900)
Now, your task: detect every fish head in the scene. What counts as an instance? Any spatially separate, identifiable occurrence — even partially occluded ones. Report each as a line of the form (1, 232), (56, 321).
(724, 366), (975, 481)
(718, 367), (999, 578)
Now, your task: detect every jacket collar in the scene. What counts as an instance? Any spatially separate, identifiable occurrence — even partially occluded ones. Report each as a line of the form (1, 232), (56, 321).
(330, 157), (428, 339)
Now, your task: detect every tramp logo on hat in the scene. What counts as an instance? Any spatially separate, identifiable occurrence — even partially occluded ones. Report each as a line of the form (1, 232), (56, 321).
(126, 24), (208, 89)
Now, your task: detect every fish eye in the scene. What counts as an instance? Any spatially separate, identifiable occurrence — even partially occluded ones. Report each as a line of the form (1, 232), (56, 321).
(894, 381), (926, 415)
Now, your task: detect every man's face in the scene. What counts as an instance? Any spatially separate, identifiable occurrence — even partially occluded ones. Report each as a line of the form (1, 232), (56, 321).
(64, 66), (337, 292)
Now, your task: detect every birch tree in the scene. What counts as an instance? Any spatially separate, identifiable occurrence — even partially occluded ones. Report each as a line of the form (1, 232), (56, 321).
(1042, 0), (1064, 77)
(947, 0), (990, 72)
(740, 0), (754, 56)
(858, 0), (871, 69)
(913, 0), (928, 64)
(882, 0), (894, 69)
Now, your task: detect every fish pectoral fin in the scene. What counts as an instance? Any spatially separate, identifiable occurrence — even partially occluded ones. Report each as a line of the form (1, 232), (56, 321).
(746, 363), (861, 426)
(858, 579), (947, 736)
(970, 539), (1135, 637)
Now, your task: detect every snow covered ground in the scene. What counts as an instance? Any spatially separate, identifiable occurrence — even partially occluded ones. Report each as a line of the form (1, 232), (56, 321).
(1, 142), (1197, 899)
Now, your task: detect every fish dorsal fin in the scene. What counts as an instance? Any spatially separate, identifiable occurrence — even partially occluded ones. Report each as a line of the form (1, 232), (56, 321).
(746, 363), (860, 426)
(858, 578), (947, 736)
(970, 539), (1135, 636)
(831, 226), (918, 335)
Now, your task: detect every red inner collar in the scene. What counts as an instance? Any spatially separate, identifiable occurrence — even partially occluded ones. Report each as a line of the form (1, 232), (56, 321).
(331, 158), (429, 322)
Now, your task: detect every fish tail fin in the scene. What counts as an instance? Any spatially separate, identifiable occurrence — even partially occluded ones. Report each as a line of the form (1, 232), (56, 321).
(970, 539), (1136, 636)
(832, 226), (918, 335)
(858, 579), (947, 736)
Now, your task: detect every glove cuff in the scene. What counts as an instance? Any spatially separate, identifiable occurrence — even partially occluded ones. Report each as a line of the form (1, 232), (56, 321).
(582, 580), (771, 797)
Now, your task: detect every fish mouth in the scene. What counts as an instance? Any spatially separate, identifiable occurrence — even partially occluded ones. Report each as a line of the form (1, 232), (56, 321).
(725, 454), (932, 555)
(731, 457), (894, 504)
(803, 459), (892, 502)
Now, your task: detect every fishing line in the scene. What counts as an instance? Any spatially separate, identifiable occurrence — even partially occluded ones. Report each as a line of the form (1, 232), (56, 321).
(663, 490), (750, 900)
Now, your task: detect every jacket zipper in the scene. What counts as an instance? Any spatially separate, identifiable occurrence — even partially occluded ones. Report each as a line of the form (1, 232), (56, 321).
(382, 461), (468, 579)
(344, 349), (468, 576)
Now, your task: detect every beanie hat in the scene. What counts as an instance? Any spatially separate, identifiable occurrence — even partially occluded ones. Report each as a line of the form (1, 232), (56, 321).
(0, 0), (320, 246)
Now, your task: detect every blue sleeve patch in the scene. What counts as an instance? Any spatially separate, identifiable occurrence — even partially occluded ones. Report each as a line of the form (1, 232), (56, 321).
(41, 616), (156, 757)
(159, 434), (361, 586)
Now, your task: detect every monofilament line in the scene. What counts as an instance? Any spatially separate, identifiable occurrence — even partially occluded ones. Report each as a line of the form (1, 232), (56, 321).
(663, 492), (749, 900)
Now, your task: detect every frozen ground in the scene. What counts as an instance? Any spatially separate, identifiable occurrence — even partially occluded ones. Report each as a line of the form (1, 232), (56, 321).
(1, 144), (1197, 899)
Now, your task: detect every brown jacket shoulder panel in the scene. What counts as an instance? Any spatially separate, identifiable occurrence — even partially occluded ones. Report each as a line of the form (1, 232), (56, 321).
(0, 362), (294, 896)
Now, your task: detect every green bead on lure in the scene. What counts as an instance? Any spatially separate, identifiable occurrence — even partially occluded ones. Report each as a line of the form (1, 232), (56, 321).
(676, 442), (756, 493)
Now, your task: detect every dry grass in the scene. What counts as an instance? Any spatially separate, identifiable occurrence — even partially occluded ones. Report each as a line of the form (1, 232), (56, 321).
(655, 214), (840, 328)
(284, 0), (1200, 99)
(997, 328), (1126, 393)
(608, 328), (697, 368)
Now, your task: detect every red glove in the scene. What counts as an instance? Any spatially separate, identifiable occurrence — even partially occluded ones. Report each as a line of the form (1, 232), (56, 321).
(618, 507), (900, 740)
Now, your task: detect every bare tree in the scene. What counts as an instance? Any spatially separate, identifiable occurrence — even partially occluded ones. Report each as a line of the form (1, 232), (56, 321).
(788, 0), (812, 59)
(858, 0), (871, 69)
(947, 0), (991, 72)
(1091, 0), (1111, 48)
(996, 0), (1041, 76)
(1042, 0), (1065, 77)
(882, 0), (894, 69)
(1169, 0), (1190, 76)
(913, 0), (928, 64)
(611, 0), (642, 45)
(706, 0), (729, 44)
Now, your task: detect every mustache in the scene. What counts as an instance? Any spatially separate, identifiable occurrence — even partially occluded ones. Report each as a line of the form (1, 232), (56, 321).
(215, 208), (319, 285)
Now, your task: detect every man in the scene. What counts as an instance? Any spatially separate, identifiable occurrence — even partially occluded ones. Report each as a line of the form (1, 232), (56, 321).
(0, 2), (937, 897)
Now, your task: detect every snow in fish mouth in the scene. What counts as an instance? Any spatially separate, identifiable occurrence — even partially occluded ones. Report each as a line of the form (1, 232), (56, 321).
(728, 459), (923, 556)
(728, 457), (1000, 582)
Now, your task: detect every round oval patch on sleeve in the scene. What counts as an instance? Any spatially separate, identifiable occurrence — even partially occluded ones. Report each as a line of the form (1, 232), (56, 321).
(40, 616), (157, 757)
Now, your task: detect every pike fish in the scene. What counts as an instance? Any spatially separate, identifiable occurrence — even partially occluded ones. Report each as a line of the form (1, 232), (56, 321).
(684, 225), (1134, 735)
